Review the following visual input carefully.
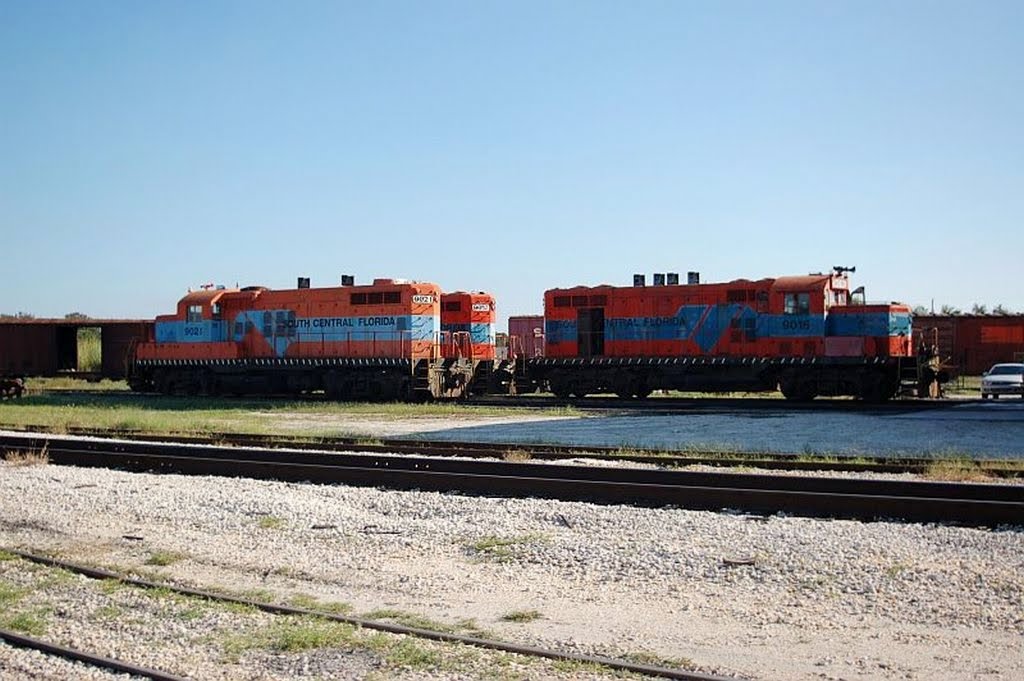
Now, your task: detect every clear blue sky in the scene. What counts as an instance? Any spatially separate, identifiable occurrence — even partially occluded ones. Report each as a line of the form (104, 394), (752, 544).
(2, 1), (1021, 325)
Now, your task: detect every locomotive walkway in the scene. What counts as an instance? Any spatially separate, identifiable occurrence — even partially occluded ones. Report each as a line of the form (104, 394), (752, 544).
(2, 432), (1021, 526)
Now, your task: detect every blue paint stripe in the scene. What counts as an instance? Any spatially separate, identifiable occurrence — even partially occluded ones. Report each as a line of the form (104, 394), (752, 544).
(827, 312), (911, 336)
(442, 322), (494, 345)
(157, 312), (438, 357)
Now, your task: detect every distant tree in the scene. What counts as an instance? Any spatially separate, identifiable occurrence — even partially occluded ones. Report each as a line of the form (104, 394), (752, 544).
(971, 303), (988, 315)
(0, 312), (35, 321)
(992, 304), (1013, 315)
(911, 305), (930, 316)
(64, 312), (92, 321)
(939, 305), (962, 316)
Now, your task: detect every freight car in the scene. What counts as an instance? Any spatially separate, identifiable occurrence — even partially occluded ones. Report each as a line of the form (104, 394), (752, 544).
(520, 268), (922, 401)
(128, 278), (493, 400)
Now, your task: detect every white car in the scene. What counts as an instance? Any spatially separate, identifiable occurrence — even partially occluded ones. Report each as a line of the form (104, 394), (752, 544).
(980, 363), (1024, 399)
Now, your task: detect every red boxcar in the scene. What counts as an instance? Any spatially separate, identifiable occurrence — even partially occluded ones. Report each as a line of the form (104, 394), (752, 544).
(508, 315), (545, 359)
(915, 315), (1024, 375)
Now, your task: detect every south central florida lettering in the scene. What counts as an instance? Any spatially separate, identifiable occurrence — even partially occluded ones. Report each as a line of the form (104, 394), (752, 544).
(286, 317), (399, 329)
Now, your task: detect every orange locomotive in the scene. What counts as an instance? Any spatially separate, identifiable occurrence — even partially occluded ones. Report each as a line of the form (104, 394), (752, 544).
(130, 277), (490, 400)
(529, 268), (916, 401)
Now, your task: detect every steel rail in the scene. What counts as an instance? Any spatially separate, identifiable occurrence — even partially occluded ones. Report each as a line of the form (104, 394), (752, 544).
(1, 548), (735, 681)
(465, 394), (963, 413)
(2, 434), (1022, 525)
(0, 627), (187, 681)
(5, 425), (1021, 477)
(25, 387), (969, 411)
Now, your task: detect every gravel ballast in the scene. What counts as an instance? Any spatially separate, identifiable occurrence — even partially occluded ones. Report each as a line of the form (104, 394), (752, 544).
(1, 455), (1022, 680)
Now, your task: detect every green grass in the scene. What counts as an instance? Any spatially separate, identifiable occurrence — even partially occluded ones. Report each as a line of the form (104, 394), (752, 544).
(146, 550), (186, 566)
(0, 392), (574, 437)
(239, 587), (277, 603)
(0, 550), (18, 561)
(0, 582), (27, 608)
(288, 593), (353, 614)
(221, 616), (358, 660)
(362, 608), (461, 633)
(1, 609), (49, 636)
(467, 534), (547, 562)
(77, 328), (102, 373)
(620, 650), (698, 669)
(22, 376), (130, 392)
(499, 609), (543, 623)
(380, 637), (442, 669)
(220, 615), (446, 671)
(551, 659), (611, 675)
(257, 515), (286, 530)
(94, 603), (124, 620)
(924, 458), (995, 482)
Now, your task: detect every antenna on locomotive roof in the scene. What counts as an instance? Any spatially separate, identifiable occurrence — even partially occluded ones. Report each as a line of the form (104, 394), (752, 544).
(832, 265), (856, 275)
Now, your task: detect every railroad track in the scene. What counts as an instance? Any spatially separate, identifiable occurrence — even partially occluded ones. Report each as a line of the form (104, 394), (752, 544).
(4, 425), (1022, 477)
(0, 626), (187, 680)
(0, 548), (734, 681)
(22, 386), (971, 412)
(2, 432), (1022, 526)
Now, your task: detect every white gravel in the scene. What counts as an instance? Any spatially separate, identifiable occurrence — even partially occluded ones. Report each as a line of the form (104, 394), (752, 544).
(1, 452), (1022, 680)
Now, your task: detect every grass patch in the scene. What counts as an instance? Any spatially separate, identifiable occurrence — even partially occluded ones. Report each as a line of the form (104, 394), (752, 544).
(0, 583), (27, 608)
(362, 609), (490, 638)
(500, 609), (543, 623)
(146, 550), (186, 566)
(140, 585), (195, 606)
(382, 637), (442, 669)
(502, 448), (532, 462)
(621, 650), (698, 669)
(257, 515), (286, 530)
(0, 550), (18, 561)
(924, 458), (993, 482)
(552, 659), (611, 675)
(3, 444), (49, 466)
(362, 608), (459, 633)
(222, 616), (357, 660)
(94, 603), (124, 620)
(1, 608), (49, 636)
(98, 579), (127, 595)
(886, 562), (911, 578)
(239, 587), (277, 603)
(288, 593), (353, 614)
(467, 534), (547, 562)
(0, 393), (573, 438)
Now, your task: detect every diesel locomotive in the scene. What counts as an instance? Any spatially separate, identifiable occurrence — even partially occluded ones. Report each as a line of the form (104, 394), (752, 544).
(519, 268), (921, 401)
(128, 267), (929, 401)
(128, 277), (500, 400)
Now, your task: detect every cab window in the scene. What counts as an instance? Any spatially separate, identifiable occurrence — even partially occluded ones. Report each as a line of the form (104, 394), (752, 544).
(187, 305), (203, 323)
(783, 292), (810, 315)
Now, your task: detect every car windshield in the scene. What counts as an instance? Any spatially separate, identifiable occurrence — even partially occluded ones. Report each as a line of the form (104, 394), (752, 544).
(989, 365), (1024, 376)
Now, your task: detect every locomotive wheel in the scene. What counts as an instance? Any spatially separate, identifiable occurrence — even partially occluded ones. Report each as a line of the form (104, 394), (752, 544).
(780, 379), (817, 401)
(859, 373), (891, 403)
(549, 377), (573, 399)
